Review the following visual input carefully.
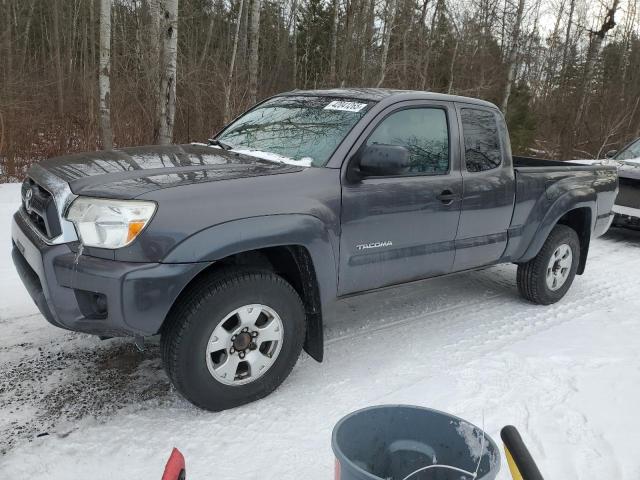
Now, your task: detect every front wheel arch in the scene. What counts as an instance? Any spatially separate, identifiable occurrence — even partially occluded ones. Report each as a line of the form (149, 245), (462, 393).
(159, 244), (325, 362)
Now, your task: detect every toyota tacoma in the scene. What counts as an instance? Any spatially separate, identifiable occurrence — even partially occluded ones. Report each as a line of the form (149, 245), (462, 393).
(11, 89), (618, 410)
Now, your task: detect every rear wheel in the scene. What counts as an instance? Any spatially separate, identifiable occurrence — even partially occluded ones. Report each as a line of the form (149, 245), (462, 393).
(161, 269), (306, 411)
(517, 225), (580, 305)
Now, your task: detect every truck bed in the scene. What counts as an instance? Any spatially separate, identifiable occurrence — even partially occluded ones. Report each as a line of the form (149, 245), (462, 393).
(502, 155), (618, 264)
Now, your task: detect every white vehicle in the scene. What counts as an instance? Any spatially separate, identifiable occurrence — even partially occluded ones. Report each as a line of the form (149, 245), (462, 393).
(570, 139), (640, 228)
(608, 138), (640, 227)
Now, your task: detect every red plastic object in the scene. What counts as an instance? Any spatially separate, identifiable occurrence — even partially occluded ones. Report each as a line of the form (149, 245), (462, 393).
(161, 448), (186, 480)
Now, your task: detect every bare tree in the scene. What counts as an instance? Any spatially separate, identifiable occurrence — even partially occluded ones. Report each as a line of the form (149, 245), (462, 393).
(561, 0), (576, 75)
(421, 0), (443, 90)
(360, 0), (375, 84)
(500, 0), (526, 113)
(377, 0), (397, 87)
(2, 0), (640, 182)
(145, 0), (162, 140)
(3, 0), (12, 96)
(573, 0), (620, 130)
(156, 0), (179, 145)
(99, 0), (113, 149)
(224, 0), (245, 124)
(51, 0), (65, 116)
(329, 0), (340, 85)
(292, 0), (298, 88)
(248, 0), (261, 105)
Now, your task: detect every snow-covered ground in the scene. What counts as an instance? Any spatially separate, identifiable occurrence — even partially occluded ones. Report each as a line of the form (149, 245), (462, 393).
(1, 181), (639, 479)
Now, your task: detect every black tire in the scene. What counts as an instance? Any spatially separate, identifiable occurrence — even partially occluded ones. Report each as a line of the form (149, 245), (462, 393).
(517, 224), (581, 305)
(161, 268), (306, 411)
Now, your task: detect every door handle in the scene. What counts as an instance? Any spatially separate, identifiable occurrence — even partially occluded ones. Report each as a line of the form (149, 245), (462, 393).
(437, 190), (459, 204)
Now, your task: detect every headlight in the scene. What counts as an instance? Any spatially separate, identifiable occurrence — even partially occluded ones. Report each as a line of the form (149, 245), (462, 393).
(65, 197), (157, 249)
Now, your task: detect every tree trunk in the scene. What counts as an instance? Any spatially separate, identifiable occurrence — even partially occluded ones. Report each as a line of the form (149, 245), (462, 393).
(560, 0), (575, 77)
(52, 0), (65, 116)
(4, 0), (12, 96)
(329, 0), (339, 85)
(147, 0), (162, 141)
(420, 0), (441, 90)
(223, 0), (245, 124)
(98, 0), (113, 149)
(156, 0), (179, 145)
(377, 0), (396, 87)
(248, 0), (261, 105)
(500, 0), (525, 113)
(338, 0), (353, 85)
(360, 0), (375, 84)
(291, 0), (298, 88)
(447, 39), (459, 94)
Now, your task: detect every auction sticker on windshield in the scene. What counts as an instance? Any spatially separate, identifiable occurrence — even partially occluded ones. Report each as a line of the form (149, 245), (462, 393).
(324, 100), (368, 112)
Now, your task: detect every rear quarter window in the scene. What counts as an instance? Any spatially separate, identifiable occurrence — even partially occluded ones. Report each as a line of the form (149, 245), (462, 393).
(460, 108), (502, 172)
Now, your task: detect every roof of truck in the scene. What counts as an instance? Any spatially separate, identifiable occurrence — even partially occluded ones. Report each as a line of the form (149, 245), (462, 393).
(280, 88), (498, 109)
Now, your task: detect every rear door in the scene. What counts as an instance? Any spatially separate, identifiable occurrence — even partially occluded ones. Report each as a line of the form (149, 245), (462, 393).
(452, 105), (515, 271)
(338, 101), (463, 295)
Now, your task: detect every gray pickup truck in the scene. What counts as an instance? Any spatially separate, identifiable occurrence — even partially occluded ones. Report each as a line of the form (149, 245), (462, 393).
(11, 89), (617, 410)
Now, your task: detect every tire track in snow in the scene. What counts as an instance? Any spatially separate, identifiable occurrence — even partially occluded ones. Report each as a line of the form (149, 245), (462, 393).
(0, 232), (638, 469)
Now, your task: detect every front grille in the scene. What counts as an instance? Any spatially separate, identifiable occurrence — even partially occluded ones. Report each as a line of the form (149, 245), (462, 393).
(21, 178), (62, 239)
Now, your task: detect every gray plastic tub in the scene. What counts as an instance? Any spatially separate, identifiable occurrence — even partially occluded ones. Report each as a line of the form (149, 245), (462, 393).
(332, 405), (500, 480)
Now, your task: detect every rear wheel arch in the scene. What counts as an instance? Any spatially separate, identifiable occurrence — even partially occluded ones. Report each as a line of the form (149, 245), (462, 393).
(517, 224), (581, 305)
(521, 191), (595, 273)
(555, 207), (592, 274)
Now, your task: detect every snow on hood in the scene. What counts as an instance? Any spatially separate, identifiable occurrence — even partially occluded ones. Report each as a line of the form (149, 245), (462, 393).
(231, 148), (313, 167)
(201, 143), (313, 167)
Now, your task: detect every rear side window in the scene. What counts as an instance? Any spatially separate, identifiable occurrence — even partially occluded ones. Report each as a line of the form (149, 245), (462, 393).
(366, 108), (449, 175)
(461, 108), (502, 172)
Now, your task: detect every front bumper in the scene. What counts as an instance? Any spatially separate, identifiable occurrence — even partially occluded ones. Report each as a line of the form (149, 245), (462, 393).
(612, 204), (640, 219)
(612, 205), (640, 229)
(11, 210), (207, 337)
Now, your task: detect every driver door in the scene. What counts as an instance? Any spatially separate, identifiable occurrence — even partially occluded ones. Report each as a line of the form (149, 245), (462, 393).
(338, 101), (463, 295)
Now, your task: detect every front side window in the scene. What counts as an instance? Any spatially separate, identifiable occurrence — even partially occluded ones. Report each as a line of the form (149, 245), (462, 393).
(616, 139), (640, 161)
(461, 108), (502, 172)
(366, 108), (449, 175)
(217, 96), (373, 167)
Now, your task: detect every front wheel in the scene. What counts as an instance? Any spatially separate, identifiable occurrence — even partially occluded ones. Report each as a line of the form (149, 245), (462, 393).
(517, 224), (581, 305)
(161, 269), (306, 411)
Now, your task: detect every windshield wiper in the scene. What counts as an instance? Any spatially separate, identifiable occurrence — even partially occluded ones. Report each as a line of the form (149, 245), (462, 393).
(207, 138), (233, 150)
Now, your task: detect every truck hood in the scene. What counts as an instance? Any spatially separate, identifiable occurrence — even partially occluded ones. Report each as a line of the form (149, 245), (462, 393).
(36, 144), (305, 198)
(619, 161), (640, 181)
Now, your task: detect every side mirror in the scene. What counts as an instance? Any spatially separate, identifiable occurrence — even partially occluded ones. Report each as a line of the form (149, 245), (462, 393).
(605, 149), (617, 159)
(349, 144), (410, 180)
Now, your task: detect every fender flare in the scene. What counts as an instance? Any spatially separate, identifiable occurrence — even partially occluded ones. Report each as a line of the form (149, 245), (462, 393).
(163, 214), (339, 361)
(520, 187), (596, 272)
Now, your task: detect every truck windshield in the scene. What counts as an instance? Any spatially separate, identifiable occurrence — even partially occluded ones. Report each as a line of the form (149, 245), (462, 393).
(616, 138), (640, 161)
(217, 96), (373, 167)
